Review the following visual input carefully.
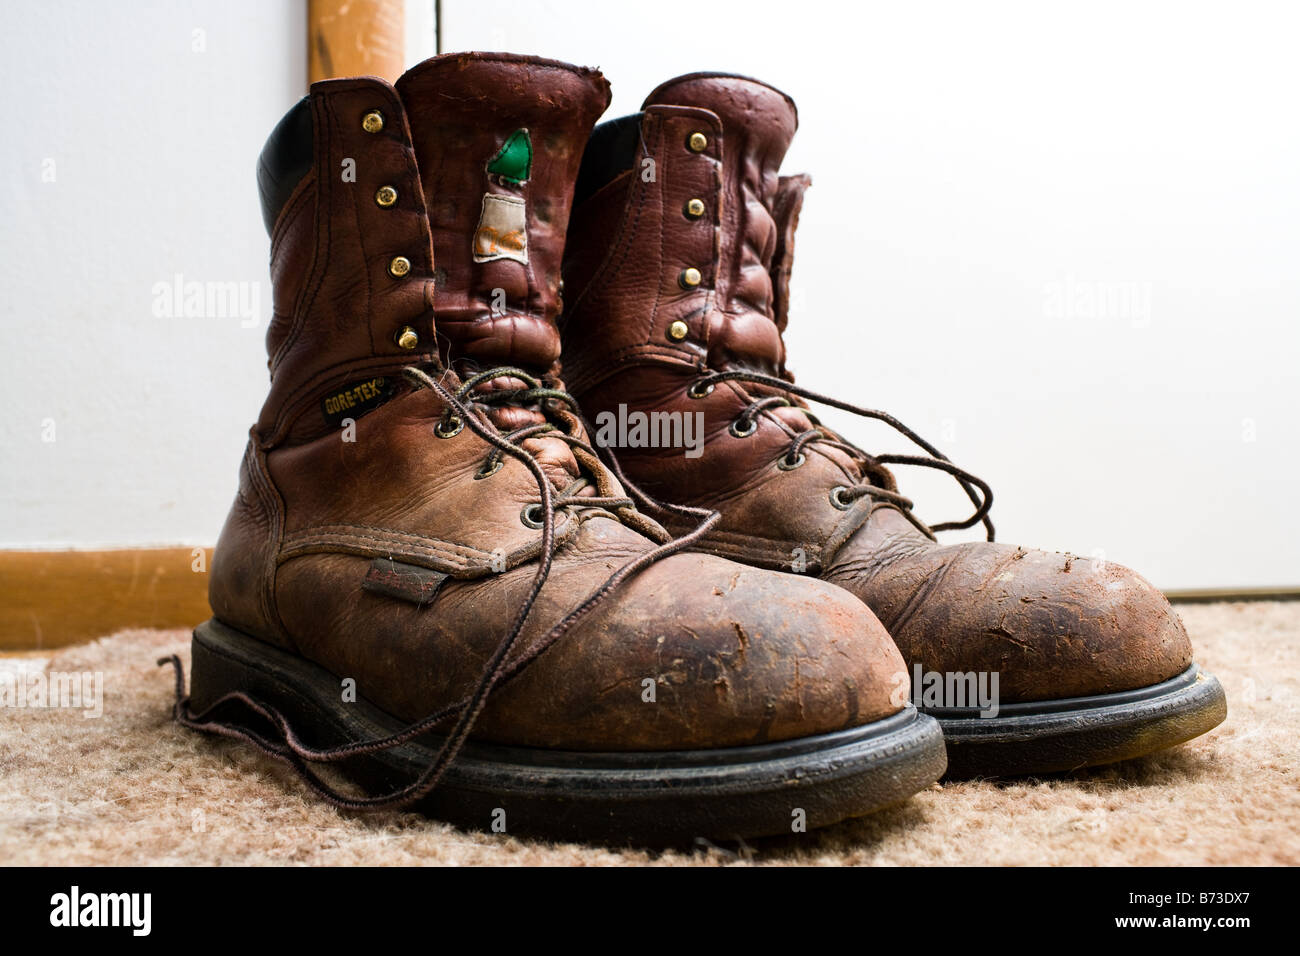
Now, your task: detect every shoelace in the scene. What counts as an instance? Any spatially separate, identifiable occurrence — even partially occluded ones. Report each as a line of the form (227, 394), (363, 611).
(690, 368), (996, 543)
(441, 367), (638, 514)
(159, 363), (720, 811)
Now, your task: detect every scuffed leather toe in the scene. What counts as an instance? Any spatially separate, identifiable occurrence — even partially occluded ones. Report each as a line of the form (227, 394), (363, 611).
(476, 517), (909, 750)
(830, 533), (1193, 704)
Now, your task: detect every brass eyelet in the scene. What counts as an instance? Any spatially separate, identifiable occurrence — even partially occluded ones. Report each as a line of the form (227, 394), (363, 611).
(679, 267), (702, 289)
(520, 503), (545, 529)
(684, 198), (706, 219)
(362, 111), (385, 133)
(729, 418), (758, 438)
(687, 380), (714, 399)
(474, 458), (503, 480)
(667, 320), (690, 341)
(375, 185), (398, 207)
(687, 131), (709, 152)
(777, 453), (807, 471)
(388, 255), (411, 278)
(395, 326), (419, 350)
(434, 416), (464, 439)
(829, 485), (852, 511)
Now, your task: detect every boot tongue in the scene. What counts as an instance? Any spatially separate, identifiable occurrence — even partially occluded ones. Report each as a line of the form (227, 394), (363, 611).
(396, 54), (611, 491)
(395, 53), (610, 375)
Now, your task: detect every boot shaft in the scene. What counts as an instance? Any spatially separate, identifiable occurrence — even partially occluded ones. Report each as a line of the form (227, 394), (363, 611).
(561, 73), (884, 571)
(257, 76), (437, 447)
(256, 53), (609, 448)
(562, 73), (803, 397)
(560, 72), (991, 577)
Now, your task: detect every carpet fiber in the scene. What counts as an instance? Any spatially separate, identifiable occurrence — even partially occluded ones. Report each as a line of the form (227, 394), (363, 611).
(2, 602), (1295, 865)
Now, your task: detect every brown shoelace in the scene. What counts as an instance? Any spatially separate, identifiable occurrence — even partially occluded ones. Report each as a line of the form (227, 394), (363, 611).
(690, 367), (996, 542)
(160, 363), (720, 812)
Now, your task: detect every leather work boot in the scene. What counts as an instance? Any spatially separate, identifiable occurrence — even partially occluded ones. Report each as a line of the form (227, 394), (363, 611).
(560, 72), (1227, 777)
(168, 54), (947, 844)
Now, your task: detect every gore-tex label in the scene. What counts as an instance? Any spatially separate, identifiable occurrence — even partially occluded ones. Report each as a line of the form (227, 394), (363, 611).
(321, 376), (393, 427)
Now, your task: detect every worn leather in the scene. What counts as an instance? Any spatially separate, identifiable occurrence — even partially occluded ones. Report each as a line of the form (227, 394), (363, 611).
(823, 509), (1191, 702)
(210, 54), (909, 752)
(561, 72), (1193, 704)
(258, 75), (439, 449)
(394, 54), (608, 375)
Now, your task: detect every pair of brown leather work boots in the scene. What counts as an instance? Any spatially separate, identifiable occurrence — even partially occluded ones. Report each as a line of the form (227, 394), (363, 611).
(172, 53), (1226, 844)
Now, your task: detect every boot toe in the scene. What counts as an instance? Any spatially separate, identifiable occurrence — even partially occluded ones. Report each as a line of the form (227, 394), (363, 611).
(482, 543), (908, 750)
(852, 542), (1193, 704)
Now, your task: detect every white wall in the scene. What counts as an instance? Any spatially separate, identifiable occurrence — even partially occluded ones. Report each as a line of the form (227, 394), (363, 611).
(445, 0), (1300, 591)
(1, 0), (308, 547)
(0, 0), (434, 551)
(1, 0), (1295, 591)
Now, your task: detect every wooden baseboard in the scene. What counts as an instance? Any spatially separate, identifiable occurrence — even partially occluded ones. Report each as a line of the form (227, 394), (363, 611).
(0, 547), (1294, 652)
(1163, 586), (1300, 604)
(0, 548), (212, 651)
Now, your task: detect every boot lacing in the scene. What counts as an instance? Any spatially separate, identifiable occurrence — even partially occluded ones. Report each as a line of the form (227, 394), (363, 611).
(689, 368), (996, 545)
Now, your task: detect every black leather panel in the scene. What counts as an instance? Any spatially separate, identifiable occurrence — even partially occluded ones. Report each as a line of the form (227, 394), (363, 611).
(256, 96), (314, 235)
(573, 112), (642, 208)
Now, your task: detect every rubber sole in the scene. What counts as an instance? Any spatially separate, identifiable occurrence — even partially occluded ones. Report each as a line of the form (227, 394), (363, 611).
(925, 663), (1227, 777)
(187, 619), (948, 845)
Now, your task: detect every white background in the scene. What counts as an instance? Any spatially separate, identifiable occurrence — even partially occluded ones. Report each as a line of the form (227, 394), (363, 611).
(2, 0), (1296, 591)
(0, 0), (430, 547)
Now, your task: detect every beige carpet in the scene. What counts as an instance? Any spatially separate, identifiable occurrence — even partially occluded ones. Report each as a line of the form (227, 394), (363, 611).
(1, 601), (1295, 866)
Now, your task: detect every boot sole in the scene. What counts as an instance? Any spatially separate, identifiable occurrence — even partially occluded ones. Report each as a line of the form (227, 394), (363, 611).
(926, 663), (1227, 777)
(187, 618), (948, 844)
